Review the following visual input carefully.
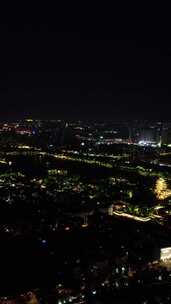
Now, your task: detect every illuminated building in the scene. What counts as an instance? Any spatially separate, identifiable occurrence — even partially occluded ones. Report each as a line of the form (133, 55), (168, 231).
(160, 247), (171, 261)
(108, 204), (114, 216)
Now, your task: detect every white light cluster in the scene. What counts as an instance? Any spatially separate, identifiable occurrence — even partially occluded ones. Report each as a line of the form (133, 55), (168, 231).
(138, 140), (157, 147)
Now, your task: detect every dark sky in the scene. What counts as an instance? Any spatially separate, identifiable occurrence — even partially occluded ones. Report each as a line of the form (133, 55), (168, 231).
(1, 23), (171, 120)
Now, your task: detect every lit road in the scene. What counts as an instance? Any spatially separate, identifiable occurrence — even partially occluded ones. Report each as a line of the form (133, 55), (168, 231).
(5, 151), (113, 169)
(113, 211), (163, 223)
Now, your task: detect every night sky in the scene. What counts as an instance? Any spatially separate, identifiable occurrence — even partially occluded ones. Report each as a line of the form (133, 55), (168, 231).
(2, 24), (171, 120)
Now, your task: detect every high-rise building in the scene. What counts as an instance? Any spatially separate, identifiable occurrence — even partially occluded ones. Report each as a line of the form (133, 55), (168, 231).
(139, 127), (160, 144)
(161, 126), (171, 145)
